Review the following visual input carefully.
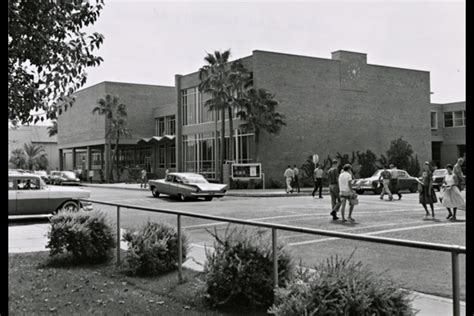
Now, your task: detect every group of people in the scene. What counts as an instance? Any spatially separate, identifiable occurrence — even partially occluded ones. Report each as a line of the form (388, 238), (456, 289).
(285, 157), (465, 222)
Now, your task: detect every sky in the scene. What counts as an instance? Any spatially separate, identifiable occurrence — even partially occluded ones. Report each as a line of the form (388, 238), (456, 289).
(32, 0), (465, 126)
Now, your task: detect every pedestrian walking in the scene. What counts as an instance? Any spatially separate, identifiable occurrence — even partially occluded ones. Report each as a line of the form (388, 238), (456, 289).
(327, 159), (341, 220)
(293, 165), (300, 193)
(379, 166), (393, 201)
(441, 164), (465, 221)
(284, 165), (294, 193)
(140, 168), (148, 188)
(389, 164), (402, 200)
(312, 164), (324, 198)
(419, 162), (437, 219)
(453, 157), (465, 191)
(338, 164), (356, 222)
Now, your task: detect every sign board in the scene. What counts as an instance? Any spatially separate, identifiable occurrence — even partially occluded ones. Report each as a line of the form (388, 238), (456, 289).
(231, 163), (262, 180)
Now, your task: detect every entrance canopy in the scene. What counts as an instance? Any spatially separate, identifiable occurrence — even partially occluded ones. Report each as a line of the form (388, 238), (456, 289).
(137, 135), (176, 145)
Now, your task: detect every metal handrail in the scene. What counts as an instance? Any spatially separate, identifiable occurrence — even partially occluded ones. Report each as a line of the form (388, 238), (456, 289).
(79, 198), (466, 315)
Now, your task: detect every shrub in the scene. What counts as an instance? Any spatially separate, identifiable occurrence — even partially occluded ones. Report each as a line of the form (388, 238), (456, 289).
(204, 226), (294, 310)
(46, 210), (116, 264)
(122, 221), (189, 276)
(269, 252), (414, 316)
(269, 178), (283, 189)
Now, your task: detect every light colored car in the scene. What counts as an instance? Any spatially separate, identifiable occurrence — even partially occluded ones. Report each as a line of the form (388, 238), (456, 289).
(50, 171), (80, 185)
(8, 172), (93, 216)
(148, 172), (227, 201)
(353, 169), (419, 194)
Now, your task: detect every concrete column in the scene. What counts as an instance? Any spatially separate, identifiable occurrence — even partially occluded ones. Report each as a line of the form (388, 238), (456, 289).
(175, 74), (182, 172)
(72, 148), (76, 170)
(87, 146), (92, 170)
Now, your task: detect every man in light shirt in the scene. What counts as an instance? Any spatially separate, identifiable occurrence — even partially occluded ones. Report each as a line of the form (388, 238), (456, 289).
(389, 164), (402, 200)
(338, 164), (356, 222)
(312, 164), (324, 198)
(283, 165), (294, 193)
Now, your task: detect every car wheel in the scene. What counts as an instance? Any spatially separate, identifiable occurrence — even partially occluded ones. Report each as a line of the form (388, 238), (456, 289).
(56, 200), (80, 214)
(178, 194), (187, 202)
(409, 184), (418, 193)
(355, 189), (364, 195)
(151, 187), (160, 197)
(204, 197), (213, 201)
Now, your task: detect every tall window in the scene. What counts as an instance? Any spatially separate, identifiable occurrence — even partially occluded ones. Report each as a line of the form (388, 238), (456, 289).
(430, 111), (438, 130)
(155, 115), (176, 136)
(158, 145), (166, 168)
(181, 87), (215, 126)
(444, 110), (465, 128)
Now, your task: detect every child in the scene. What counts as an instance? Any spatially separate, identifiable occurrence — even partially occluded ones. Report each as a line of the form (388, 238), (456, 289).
(441, 164), (465, 221)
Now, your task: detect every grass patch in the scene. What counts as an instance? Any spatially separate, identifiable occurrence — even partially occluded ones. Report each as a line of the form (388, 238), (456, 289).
(8, 251), (265, 315)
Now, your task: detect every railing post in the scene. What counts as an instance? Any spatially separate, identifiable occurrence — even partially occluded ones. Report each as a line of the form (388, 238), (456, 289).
(116, 206), (121, 266)
(451, 251), (460, 316)
(272, 228), (278, 291)
(177, 214), (183, 283)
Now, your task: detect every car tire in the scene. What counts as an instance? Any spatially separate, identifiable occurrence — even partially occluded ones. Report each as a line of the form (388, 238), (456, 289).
(178, 194), (187, 202)
(355, 189), (364, 195)
(55, 200), (80, 214)
(151, 187), (160, 198)
(409, 184), (418, 193)
(204, 197), (213, 201)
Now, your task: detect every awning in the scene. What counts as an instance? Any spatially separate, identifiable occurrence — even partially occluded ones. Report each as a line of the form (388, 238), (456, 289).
(137, 135), (176, 145)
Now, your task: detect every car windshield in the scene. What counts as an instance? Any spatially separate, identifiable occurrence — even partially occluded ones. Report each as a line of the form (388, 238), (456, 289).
(433, 169), (447, 176)
(182, 176), (208, 184)
(61, 171), (76, 178)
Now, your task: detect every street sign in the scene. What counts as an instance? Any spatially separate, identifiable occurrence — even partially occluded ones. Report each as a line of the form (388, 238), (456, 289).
(231, 163), (262, 180)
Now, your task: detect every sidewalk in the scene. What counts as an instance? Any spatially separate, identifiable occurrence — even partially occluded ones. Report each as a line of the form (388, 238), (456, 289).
(8, 223), (466, 315)
(80, 182), (327, 197)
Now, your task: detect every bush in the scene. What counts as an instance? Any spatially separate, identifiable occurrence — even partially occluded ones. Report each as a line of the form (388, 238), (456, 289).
(269, 252), (414, 316)
(46, 210), (116, 264)
(204, 226), (294, 310)
(269, 178), (283, 189)
(122, 221), (189, 276)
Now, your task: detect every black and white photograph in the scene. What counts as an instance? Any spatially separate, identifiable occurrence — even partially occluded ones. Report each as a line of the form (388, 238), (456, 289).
(8, 0), (466, 315)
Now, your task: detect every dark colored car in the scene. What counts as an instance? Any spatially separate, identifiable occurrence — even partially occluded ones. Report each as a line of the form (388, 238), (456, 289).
(50, 171), (81, 185)
(353, 169), (419, 195)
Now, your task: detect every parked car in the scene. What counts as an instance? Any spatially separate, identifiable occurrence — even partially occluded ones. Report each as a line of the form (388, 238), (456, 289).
(33, 170), (51, 184)
(50, 171), (81, 185)
(8, 172), (93, 216)
(148, 172), (227, 201)
(353, 169), (419, 195)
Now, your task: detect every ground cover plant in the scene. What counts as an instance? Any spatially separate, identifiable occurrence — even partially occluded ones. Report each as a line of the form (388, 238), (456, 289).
(268, 252), (415, 316)
(122, 221), (189, 276)
(204, 226), (294, 310)
(46, 210), (116, 264)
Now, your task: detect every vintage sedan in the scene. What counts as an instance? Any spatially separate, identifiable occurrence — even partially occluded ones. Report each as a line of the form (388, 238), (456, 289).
(148, 172), (227, 201)
(353, 169), (419, 195)
(50, 171), (81, 185)
(8, 172), (93, 216)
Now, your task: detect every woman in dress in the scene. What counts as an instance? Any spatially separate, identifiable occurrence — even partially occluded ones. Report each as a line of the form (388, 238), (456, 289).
(441, 164), (465, 221)
(419, 162), (437, 218)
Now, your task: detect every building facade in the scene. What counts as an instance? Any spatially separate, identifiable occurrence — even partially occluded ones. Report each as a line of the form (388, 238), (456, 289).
(430, 101), (466, 168)
(8, 125), (59, 171)
(57, 81), (175, 181)
(176, 50), (432, 185)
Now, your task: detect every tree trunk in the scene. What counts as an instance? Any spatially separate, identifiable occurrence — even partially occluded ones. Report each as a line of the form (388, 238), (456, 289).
(214, 110), (219, 181)
(228, 106), (234, 162)
(115, 131), (120, 182)
(253, 131), (260, 163)
(220, 108), (226, 183)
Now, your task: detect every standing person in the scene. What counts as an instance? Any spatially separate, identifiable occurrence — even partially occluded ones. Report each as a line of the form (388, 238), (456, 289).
(453, 158), (465, 191)
(284, 165), (294, 193)
(327, 159), (341, 220)
(419, 162), (437, 218)
(378, 166), (393, 201)
(441, 164), (465, 221)
(293, 165), (300, 193)
(389, 164), (402, 200)
(338, 164), (356, 222)
(312, 164), (324, 198)
(140, 168), (148, 189)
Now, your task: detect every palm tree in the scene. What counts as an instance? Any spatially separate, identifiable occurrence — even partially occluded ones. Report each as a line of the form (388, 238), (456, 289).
(198, 50), (232, 183)
(47, 120), (58, 137)
(237, 88), (286, 162)
(9, 148), (27, 169)
(23, 142), (47, 170)
(92, 95), (131, 182)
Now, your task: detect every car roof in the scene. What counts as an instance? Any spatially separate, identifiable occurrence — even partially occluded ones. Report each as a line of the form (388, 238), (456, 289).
(168, 172), (205, 178)
(9, 173), (41, 179)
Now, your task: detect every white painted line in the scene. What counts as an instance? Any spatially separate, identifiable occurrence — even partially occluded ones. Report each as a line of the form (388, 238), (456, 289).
(288, 222), (463, 246)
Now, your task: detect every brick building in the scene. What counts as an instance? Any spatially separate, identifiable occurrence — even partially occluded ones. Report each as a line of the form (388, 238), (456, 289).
(176, 50), (432, 185)
(57, 81), (175, 181)
(430, 101), (466, 168)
